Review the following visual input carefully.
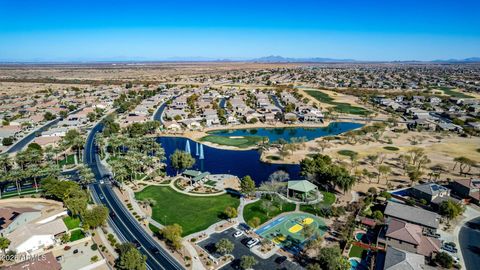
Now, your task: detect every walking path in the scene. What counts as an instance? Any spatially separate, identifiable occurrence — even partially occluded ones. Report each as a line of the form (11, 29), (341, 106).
(168, 178), (226, 197)
(182, 240), (204, 270)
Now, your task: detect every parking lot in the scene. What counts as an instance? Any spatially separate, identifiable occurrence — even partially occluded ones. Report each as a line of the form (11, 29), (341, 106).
(197, 228), (303, 270)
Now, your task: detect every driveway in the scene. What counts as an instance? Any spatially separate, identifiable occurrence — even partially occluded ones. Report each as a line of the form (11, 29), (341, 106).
(197, 228), (303, 270)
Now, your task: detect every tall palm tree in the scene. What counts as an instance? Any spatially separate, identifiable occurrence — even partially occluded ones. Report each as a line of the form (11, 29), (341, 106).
(0, 171), (6, 199)
(71, 136), (85, 164)
(0, 154), (12, 173)
(27, 166), (42, 192)
(9, 170), (24, 196)
(44, 145), (55, 163)
(95, 133), (106, 157)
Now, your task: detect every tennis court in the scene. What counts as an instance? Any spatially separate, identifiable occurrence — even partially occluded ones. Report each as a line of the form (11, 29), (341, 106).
(255, 212), (327, 254)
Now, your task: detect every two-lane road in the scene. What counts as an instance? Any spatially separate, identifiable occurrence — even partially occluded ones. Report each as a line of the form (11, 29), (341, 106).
(84, 121), (184, 270)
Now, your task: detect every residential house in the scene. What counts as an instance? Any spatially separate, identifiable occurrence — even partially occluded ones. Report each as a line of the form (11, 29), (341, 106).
(384, 201), (439, 230)
(436, 122), (463, 132)
(7, 218), (67, 254)
(451, 178), (480, 205)
(382, 246), (425, 270)
(410, 183), (452, 205)
(0, 207), (41, 234)
(3, 252), (61, 270)
(378, 218), (440, 257)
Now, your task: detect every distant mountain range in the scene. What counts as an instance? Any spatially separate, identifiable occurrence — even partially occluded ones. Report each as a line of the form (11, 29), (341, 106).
(248, 55), (480, 63)
(1, 56), (479, 64)
(248, 55), (356, 63)
(431, 57), (480, 63)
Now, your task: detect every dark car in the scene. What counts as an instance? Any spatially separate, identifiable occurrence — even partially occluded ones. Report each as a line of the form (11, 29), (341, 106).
(275, 256), (287, 264)
(132, 240), (141, 249)
(109, 211), (116, 218)
(150, 247), (160, 254)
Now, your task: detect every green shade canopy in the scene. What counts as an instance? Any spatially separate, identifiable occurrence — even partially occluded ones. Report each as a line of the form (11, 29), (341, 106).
(183, 170), (202, 177)
(193, 172), (210, 182)
(287, 180), (317, 193)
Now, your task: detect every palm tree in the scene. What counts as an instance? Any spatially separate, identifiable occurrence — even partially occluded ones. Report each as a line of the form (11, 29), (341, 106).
(95, 133), (106, 156)
(71, 136), (85, 164)
(27, 166), (42, 192)
(78, 164), (95, 189)
(9, 170), (24, 195)
(0, 171), (6, 199)
(0, 154), (12, 173)
(44, 145), (55, 163)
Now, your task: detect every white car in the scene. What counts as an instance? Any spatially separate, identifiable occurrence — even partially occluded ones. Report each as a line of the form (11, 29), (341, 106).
(246, 238), (259, 248)
(233, 231), (244, 238)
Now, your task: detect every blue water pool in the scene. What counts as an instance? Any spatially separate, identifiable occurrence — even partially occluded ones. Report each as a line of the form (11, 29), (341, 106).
(349, 259), (360, 270)
(355, 232), (365, 241)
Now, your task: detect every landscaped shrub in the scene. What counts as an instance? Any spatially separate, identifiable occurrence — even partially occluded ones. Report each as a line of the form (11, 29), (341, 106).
(383, 146), (399, 151)
(91, 243), (98, 251)
(337, 149), (358, 158)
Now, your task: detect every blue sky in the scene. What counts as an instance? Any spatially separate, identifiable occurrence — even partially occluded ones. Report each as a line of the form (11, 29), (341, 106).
(1, 0), (479, 61)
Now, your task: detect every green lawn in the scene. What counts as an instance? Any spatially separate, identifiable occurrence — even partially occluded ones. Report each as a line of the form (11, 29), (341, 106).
(69, 229), (85, 242)
(149, 223), (160, 234)
(436, 86), (473, 98)
(63, 216), (81, 230)
(337, 149), (358, 158)
(321, 191), (336, 205)
(304, 90), (370, 116)
(200, 135), (265, 148)
(59, 154), (76, 167)
(243, 197), (296, 226)
(299, 191), (336, 214)
(349, 245), (367, 258)
(135, 186), (240, 236)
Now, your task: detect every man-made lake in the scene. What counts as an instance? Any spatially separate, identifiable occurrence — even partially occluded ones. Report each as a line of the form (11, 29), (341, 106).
(157, 122), (362, 183)
(158, 136), (301, 184)
(207, 122), (363, 143)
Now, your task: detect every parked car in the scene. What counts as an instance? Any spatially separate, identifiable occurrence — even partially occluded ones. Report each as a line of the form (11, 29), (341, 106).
(442, 245), (458, 253)
(132, 240), (141, 249)
(452, 256), (460, 264)
(246, 238), (259, 248)
(233, 231), (244, 238)
(275, 256), (287, 264)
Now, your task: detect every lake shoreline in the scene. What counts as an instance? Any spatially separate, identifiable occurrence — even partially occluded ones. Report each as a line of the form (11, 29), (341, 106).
(159, 120), (366, 153)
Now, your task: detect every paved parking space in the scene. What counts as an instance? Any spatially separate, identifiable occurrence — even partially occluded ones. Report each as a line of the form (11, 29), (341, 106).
(197, 228), (303, 270)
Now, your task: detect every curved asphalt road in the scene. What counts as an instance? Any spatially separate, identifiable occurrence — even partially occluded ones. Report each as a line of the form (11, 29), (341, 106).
(6, 107), (84, 154)
(459, 216), (480, 270)
(84, 121), (184, 270)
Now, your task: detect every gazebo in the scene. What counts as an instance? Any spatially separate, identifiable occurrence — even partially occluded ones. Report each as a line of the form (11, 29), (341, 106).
(182, 170), (210, 186)
(287, 180), (318, 201)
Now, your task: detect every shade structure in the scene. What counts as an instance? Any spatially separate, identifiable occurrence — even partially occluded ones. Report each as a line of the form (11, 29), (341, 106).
(287, 180), (317, 193)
